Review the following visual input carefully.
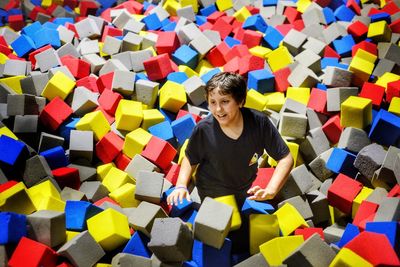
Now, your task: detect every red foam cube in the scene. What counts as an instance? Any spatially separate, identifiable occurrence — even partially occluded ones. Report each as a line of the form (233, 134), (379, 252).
(352, 200), (378, 230)
(284, 6), (302, 24)
(348, 21), (368, 40)
(308, 88), (328, 114)
(324, 45), (341, 59)
(98, 89), (122, 116)
(176, 109), (202, 123)
(60, 55), (91, 79)
(143, 53), (174, 81)
(114, 152), (131, 171)
(211, 17), (233, 39)
(251, 168), (275, 189)
(382, 1), (400, 15)
(322, 114), (342, 144)
(241, 30), (262, 48)
(94, 196), (120, 207)
(76, 75), (99, 93)
(294, 228), (324, 241)
(358, 82), (385, 107)
(101, 26), (123, 42)
(206, 42), (230, 67)
(52, 167), (80, 190)
(155, 31), (180, 56)
(390, 18), (400, 33)
(207, 11), (225, 24)
(327, 173), (363, 214)
(273, 67), (291, 93)
(386, 80), (400, 102)
(79, 0), (99, 17)
(29, 6), (48, 21)
(351, 40), (377, 57)
(346, 0), (361, 15)
(8, 14), (25, 32)
(239, 54), (265, 76)
(39, 97), (73, 131)
(224, 44), (250, 62)
(96, 72), (114, 93)
(96, 131), (124, 163)
(293, 19), (305, 31)
(141, 136), (177, 170)
(223, 56), (240, 74)
(387, 184), (400, 198)
(165, 163), (180, 185)
(8, 237), (58, 267)
(0, 180), (18, 193)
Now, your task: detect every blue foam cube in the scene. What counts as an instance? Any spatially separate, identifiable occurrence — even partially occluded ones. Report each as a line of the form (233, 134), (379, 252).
(59, 117), (80, 142)
(32, 27), (61, 49)
(368, 109), (400, 146)
(200, 4), (217, 16)
(148, 121), (176, 143)
(42, 21), (59, 30)
(161, 21), (177, 32)
(181, 209), (198, 226)
(0, 212), (27, 244)
(224, 36), (241, 48)
(192, 239), (232, 267)
(0, 135), (28, 169)
(323, 7), (336, 24)
(65, 200), (103, 231)
(159, 108), (176, 124)
(123, 231), (151, 258)
(52, 17), (75, 26)
(171, 114), (197, 146)
(332, 35), (355, 57)
(263, 0), (278, 6)
(163, 187), (193, 217)
(167, 72), (189, 84)
(195, 15), (207, 26)
(40, 146), (69, 170)
(262, 26), (284, 50)
(370, 12), (391, 23)
(326, 148), (358, 178)
(366, 221), (398, 248)
(10, 34), (36, 57)
(241, 199), (275, 215)
(21, 21), (42, 38)
(337, 223), (360, 248)
(172, 45), (199, 70)
(316, 83), (328, 90)
(242, 14), (268, 33)
(96, 0), (117, 9)
(328, 0), (346, 11)
(334, 5), (356, 22)
(247, 69), (275, 93)
(201, 68), (221, 84)
(142, 13), (162, 30)
(135, 72), (150, 82)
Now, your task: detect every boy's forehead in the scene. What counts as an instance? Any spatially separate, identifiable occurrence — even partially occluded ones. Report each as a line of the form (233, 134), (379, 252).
(209, 87), (230, 97)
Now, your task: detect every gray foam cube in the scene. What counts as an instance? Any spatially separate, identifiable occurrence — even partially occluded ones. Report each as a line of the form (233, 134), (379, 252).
(306, 190), (330, 225)
(326, 87), (358, 112)
(7, 94), (39, 116)
(267, 14), (287, 27)
(372, 58), (396, 78)
(38, 132), (64, 153)
(279, 164), (314, 200)
(99, 58), (128, 76)
(182, 76), (206, 106)
(373, 197), (400, 222)
(112, 10), (133, 29)
(177, 5), (196, 22)
(294, 50), (321, 74)
(149, 5), (170, 21)
(233, 253), (270, 267)
(123, 19), (145, 35)
(23, 155), (53, 187)
(34, 48), (61, 72)
(279, 112), (308, 139)
(3, 59), (27, 76)
(0, 83), (15, 104)
(68, 163), (97, 183)
(301, 24), (326, 42)
(124, 154), (159, 181)
(112, 51), (133, 70)
(134, 79), (159, 108)
(280, 98), (307, 115)
(48, 66), (75, 81)
(27, 210), (66, 248)
(31, 72), (49, 96)
(69, 130), (94, 163)
(309, 148), (334, 181)
(337, 127), (371, 153)
(75, 17), (101, 39)
(130, 49), (153, 72)
(177, 23), (203, 45)
(322, 23), (347, 44)
(189, 33), (215, 58)
(373, 146), (400, 185)
(378, 42), (400, 65)
(283, 233), (336, 266)
(61, 186), (87, 201)
(102, 35), (122, 55)
(288, 64), (319, 88)
(148, 217), (193, 262)
(365, 187), (389, 205)
(0, 245), (7, 267)
(57, 230), (105, 267)
(354, 143), (386, 179)
(135, 171), (165, 204)
(82, 53), (106, 73)
(302, 36), (326, 56)
(306, 108), (326, 131)
(300, 127), (330, 163)
(71, 86), (99, 116)
(13, 115), (38, 133)
(79, 181), (109, 202)
(302, 6), (326, 26)
(194, 197), (233, 249)
(278, 195), (313, 221)
(395, 153), (400, 184)
(122, 32), (143, 52)
(87, 15), (106, 33)
(322, 67), (353, 87)
(112, 253), (152, 267)
(203, 29), (222, 46)
(112, 70), (135, 97)
(283, 29), (307, 55)
(78, 39), (100, 56)
(0, 27), (20, 45)
(56, 43), (81, 59)
(319, 178), (332, 196)
(323, 224), (345, 244)
(57, 25), (75, 45)
(141, 32), (158, 49)
(128, 201), (167, 237)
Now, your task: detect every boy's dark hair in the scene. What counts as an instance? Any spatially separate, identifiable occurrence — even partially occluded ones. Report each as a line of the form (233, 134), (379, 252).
(205, 72), (247, 105)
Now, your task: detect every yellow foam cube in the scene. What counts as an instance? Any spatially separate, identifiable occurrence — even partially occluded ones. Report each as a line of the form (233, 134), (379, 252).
(329, 205), (347, 225)
(178, 139), (189, 165)
(244, 89), (267, 111)
(0, 76), (25, 94)
(274, 203), (308, 236)
(349, 56), (375, 82)
(214, 195), (242, 231)
(141, 109), (165, 130)
(266, 46), (293, 72)
(99, 42), (108, 58)
(329, 248), (373, 267)
(180, 0), (198, 13)
(367, 20), (392, 42)
(115, 99), (143, 132)
(352, 187), (373, 218)
(66, 230), (80, 241)
(123, 127), (152, 158)
(195, 60), (214, 76)
(41, 71), (75, 101)
(162, 0), (180, 16)
(354, 49), (377, 64)
(95, 264), (112, 267)
(97, 162), (115, 181)
(286, 87), (310, 105)
(109, 183), (141, 208)
(102, 167), (134, 192)
(249, 214), (279, 255)
(178, 65), (198, 77)
(233, 6), (252, 22)
(159, 81), (187, 113)
(249, 46), (272, 59)
(41, 0), (52, 7)
(388, 97), (400, 116)
(0, 182), (36, 214)
(296, 0), (312, 13)
(35, 195), (66, 212)
(87, 208), (131, 251)
(259, 236), (304, 266)
(0, 125), (18, 140)
(340, 96), (372, 129)
(376, 72), (400, 89)
(75, 110), (110, 141)
(216, 0), (233, 11)
(268, 141), (298, 168)
(0, 53), (9, 64)
(265, 92), (285, 112)
(28, 180), (61, 200)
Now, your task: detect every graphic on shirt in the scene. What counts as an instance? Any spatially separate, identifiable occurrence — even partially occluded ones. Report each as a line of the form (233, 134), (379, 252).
(249, 152), (258, 166)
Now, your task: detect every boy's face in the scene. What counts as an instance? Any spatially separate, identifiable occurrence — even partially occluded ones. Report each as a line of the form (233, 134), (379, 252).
(208, 87), (243, 127)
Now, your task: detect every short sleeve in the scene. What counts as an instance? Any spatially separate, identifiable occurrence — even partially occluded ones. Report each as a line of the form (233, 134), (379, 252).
(185, 125), (204, 165)
(263, 117), (290, 161)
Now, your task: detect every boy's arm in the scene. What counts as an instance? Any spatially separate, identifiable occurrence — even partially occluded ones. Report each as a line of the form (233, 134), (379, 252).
(167, 156), (195, 205)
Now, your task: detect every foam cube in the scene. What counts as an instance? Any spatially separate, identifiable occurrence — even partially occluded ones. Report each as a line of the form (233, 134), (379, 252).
(102, 166), (133, 193)
(0, 212), (26, 244)
(249, 214), (279, 255)
(65, 200), (103, 231)
(354, 143), (386, 179)
(128, 201), (167, 237)
(95, 131), (124, 164)
(109, 183), (140, 208)
(159, 80), (187, 113)
(368, 109), (400, 147)
(41, 71), (75, 101)
(115, 99), (143, 132)
(143, 53), (174, 81)
(134, 170), (164, 204)
(274, 203), (308, 236)
(326, 148), (358, 178)
(141, 136), (177, 170)
(8, 237), (57, 267)
(122, 231), (151, 258)
(123, 127), (152, 159)
(259, 236), (304, 266)
(75, 110), (110, 141)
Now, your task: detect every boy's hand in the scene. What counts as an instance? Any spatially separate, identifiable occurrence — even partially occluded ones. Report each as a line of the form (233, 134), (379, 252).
(167, 186), (191, 206)
(247, 186), (276, 201)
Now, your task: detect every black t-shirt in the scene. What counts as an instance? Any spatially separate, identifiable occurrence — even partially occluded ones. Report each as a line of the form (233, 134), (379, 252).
(185, 107), (290, 201)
